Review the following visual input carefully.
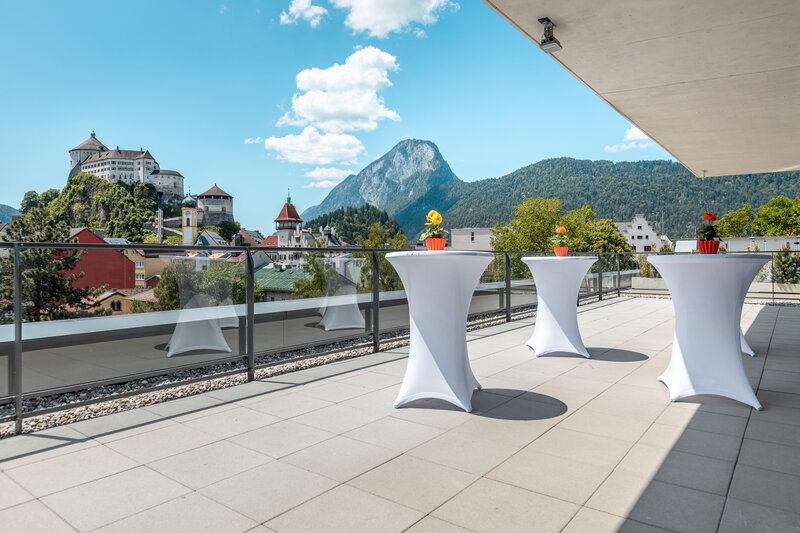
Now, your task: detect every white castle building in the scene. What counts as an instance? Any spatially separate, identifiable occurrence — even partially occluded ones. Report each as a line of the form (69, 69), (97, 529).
(615, 214), (671, 253)
(68, 131), (184, 205)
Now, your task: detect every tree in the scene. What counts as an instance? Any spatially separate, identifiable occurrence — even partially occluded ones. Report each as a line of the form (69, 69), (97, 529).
(0, 207), (107, 322)
(717, 204), (756, 237)
(305, 205), (403, 244)
(19, 188), (60, 213)
(753, 197), (800, 236)
(772, 244), (800, 284)
(357, 223), (408, 291)
(217, 221), (241, 242)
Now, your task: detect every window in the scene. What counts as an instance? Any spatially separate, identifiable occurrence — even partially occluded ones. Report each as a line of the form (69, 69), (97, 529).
(135, 261), (144, 268)
(637, 235), (643, 239)
(637, 225), (642, 230)
(470, 231), (475, 242)
(185, 217), (191, 226)
(110, 301), (122, 312)
(135, 273), (145, 280)
(644, 245), (652, 252)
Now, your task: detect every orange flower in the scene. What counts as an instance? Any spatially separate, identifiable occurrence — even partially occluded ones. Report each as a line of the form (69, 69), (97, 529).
(702, 211), (717, 222)
(556, 226), (567, 234)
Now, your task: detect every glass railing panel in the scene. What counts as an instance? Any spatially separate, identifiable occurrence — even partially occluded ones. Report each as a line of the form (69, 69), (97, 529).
(252, 250), (372, 360)
(467, 252), (505, 319)
(507, 252), (538, 311)
(19, 245), (245, 396)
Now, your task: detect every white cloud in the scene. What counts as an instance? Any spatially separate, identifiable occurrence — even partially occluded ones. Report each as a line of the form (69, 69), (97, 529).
(263, 126), (364, 165)
(278, 46), (400, 133)
(244, 137), (263, 144)
(604, 125), (652, 152)
(218, 4), (229, 15)
(305, 167), (354, 180)
(623, 125), (649, 141)
(303, 179), (344, 189)
(280, 0), (328, 28)
(331, 0), (458, 38)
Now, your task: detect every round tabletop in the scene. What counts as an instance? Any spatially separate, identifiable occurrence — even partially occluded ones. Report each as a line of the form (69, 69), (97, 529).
(522, 256), (598, 263)
(386, 250), (494, 258)
(648, 254), (770, 265)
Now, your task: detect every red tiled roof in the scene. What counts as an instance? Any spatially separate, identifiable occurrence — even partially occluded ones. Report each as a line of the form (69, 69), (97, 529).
(275, 203), (302, 223)
(259, 235), (278, 246)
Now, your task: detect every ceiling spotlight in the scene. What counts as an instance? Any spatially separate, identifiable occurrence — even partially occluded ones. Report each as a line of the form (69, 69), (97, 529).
(538, 17), (562, 53)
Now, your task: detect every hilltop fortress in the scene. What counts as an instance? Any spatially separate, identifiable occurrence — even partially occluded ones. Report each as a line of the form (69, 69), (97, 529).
(68, 131), (184, 205)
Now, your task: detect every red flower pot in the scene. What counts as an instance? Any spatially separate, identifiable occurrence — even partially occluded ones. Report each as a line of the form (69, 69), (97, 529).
(426, 238), (446, 251)
(697, 240), (720, 254)
(554, 246), (569, 257)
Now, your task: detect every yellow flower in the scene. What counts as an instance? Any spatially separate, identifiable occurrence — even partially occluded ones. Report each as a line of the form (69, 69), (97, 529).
(426, 210), (437, 221)
(431, 212), (442, 225)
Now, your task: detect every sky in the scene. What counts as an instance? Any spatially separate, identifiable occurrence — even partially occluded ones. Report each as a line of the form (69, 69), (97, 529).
(0, 0), (672, 232)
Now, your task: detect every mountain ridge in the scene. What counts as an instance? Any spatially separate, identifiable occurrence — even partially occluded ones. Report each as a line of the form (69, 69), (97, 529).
(302, 141), (800, 239)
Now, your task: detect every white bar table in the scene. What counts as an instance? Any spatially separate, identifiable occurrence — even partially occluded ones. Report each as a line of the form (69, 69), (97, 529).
(522, 256), (596, 358)
(387, 251), (493, 412)
(648, 254), (769, 409)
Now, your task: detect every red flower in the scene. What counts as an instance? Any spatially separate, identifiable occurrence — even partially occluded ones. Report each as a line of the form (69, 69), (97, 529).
(556, 226), (567, 234)
(702, 211), (717, 222)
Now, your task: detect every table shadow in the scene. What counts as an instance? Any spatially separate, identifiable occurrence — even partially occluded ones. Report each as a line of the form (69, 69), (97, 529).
(589, 348), (649, 362)
(397, 389), (568, 421)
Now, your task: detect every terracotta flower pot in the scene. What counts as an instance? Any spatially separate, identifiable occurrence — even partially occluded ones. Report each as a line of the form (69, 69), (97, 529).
(426, 238), (446, 251)
(554, 246), (569, 257)
(697, 240), (720, 254)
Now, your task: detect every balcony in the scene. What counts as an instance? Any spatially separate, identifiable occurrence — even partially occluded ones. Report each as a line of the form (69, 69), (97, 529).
(0, 243), (799, 530)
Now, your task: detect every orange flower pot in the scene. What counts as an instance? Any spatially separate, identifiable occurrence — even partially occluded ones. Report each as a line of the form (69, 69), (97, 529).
(426, 238), (446, 251)
(697, 240), (720, 254)
(554, 246), (569, 257)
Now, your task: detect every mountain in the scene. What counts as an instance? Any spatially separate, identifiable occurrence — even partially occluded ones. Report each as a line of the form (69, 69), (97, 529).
(301, 140), (460, 236)
(0, 204), (19, 223)
(303, 141), (800, 239)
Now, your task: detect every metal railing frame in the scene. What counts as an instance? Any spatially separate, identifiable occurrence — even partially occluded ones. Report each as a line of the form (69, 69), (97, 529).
(0, 241), (789, 434)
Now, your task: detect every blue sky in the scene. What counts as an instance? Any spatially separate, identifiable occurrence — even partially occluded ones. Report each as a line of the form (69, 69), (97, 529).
(0, 0), (672, 232)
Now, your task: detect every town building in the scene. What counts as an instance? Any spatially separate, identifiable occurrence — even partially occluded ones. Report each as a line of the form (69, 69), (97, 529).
(181, 195), (198, 245)
(451, 228), (493, 250)
(196, 185), (234, 226)
(67, 228), (136, 289)
(69, 132), (184, 205)
(264, 194), (345, 266)
(615, 214), (670, 253)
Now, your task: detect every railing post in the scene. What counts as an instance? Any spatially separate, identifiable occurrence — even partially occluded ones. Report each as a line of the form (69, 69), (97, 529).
(504, 253), (511, 322)
(371, 251), (380, 352)
(772, 252), (775, 305)
(597, 254), (603, 301)
(617, 253), (621, 297)
(12, 244), (23, 435)
(246, 249), (255, 382)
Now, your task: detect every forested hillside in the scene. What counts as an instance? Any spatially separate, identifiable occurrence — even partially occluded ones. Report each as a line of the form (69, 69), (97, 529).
(0, 204), (19, 223)
(304, 204), (403, 244)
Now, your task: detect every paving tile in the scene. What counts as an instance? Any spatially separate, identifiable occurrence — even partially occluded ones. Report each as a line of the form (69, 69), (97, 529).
(143, 393), (226, 418)
(182, 406), (280, 439)
(94, 492), (256, 533)
(69, 408), (174, 443)
(229, 419), (334, 458)
(0, 425), (93, 468)
(406, 429), (520, 476)
(199, 460), (337, 523)
(586, 470), (654, 517)
(524, 427), (633, 468)
(744, 417), (800, 447)
(40, 466), (189, 531)
(291, 403), (384, 434)
(404, 516), (472, 532)
(655, 407), (748, 437)
(149, 440), (271, 489)
(718, 497), (800, 533)
(5, 444), (137, 497)
(562, 507), (626, 533)
(432, 477), (579, 533)
(488, 449), (612, 505)
(389, 400), (472, 429)
(558, 408), (653, 442)
(624, 479), (726, 532)
(728, 464), (800, 514)
(243, 393), (333, 418)
(349, 454), (477, 513)
(105, 422), (219, 463)
(344, 416), (443, 452)
(0, 500), (75, 533)
(266, 484), (422, 533)
(0, 471), (33, 510)
(738, 437), (800, 476)
(282, 435), (397, 482)
(638, 423), (742, 462)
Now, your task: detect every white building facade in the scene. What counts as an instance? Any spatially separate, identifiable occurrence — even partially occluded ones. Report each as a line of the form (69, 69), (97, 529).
(450, 228), (493, 251)
(615, 214), (669, 253)
(68, 132), (184, 204)
(195, 185), (234, 226)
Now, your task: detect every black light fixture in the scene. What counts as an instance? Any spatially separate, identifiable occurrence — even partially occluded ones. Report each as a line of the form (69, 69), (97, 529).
(538, 17), (562, 53)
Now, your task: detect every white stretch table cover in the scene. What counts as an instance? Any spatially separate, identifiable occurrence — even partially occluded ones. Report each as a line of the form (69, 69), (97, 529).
(387, 251), (493, 412)
(648, 254), (769, 409)
(318, 283), (365, 331)
(522, 256), (596, 358)
(167, 295), (232, 358)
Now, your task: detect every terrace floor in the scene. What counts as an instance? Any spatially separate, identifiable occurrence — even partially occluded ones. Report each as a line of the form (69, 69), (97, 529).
(1, 297), (799, 532)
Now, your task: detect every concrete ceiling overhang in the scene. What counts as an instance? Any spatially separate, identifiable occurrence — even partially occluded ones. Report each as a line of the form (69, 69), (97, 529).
(483, 0), (800, 177)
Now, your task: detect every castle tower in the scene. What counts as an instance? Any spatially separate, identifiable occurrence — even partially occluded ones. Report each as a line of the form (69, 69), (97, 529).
(68, 130), (108, 178)
(181, 194), (198, 245)
(275, 192), (303, 248)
